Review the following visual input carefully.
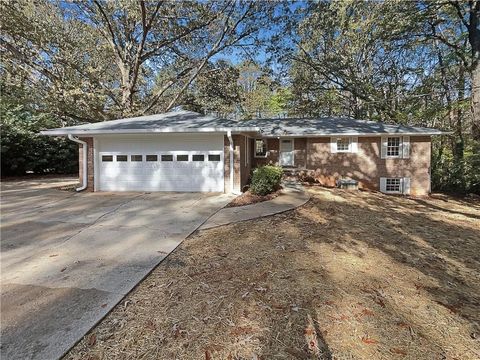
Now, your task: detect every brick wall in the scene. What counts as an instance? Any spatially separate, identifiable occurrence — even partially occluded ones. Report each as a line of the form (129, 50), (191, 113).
(305, 136), (431, 195)
(78, 137), (94, 191)
(251, 136), (432, 196)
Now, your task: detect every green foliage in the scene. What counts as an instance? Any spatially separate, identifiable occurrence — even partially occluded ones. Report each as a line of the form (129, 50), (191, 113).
(432, 139), (480, 194)
(0, 101), (77, 177)
(250, 165), (284, 196)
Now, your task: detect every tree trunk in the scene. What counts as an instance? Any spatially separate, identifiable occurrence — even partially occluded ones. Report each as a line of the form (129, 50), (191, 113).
(471, 61), (480, 138)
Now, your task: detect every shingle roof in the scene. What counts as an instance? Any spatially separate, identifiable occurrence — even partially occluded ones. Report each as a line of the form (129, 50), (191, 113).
(41, 110), (446, 136)
(243, 117), (446, 136)
(41, 110), (257, 135)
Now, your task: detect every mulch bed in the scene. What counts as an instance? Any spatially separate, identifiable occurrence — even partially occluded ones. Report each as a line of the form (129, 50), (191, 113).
(226, 188), (282, 207)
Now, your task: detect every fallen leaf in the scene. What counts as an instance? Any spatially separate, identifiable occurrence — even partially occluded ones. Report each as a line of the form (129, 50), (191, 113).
(88, 333), (96, 346)
(100, 303), (108, 308)
(49, 254), (58, 257)
(361, 308), (375, 316)
(60, 267), (67, 272)
(361, 337), (378, 344)
(145, 320), (156, 331)
(205, 350), (211, 360)
(230, 326), (253, 336)
(390, 348), (407, 356)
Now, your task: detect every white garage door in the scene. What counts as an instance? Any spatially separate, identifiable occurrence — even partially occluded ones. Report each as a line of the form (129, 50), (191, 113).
(96, 134), (224, 192)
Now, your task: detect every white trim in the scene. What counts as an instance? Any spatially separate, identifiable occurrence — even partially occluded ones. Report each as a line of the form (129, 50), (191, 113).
(351, 136), (358, 153)
(279, 138), (294, 166)
(384, 136), (402, 159)
(380, 177), (403, 194)
(40, 127), (261, 136)
(402, 135), (410, 159)
(41, 129), (450, 137)
(253, 138), (268, 158)
(403, 177), (411, 195)
(93, 137), (99, 191)
(331, 136), (358, 153)
(259, 132), (448, 137)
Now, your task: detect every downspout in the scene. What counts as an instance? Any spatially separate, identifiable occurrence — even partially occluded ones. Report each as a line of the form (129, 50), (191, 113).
(68, 134), (87, 192)
(227, 131), (236, 194)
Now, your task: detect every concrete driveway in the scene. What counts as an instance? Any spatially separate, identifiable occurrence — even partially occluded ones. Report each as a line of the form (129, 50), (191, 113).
(0, 177), (232, 360)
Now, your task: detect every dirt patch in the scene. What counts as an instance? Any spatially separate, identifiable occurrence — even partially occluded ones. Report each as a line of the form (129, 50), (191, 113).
(66, 188), (480, 360)
(226, 188), (282, 208)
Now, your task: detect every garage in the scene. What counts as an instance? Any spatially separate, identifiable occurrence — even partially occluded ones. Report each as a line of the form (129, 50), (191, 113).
(96, 134), (224, 192)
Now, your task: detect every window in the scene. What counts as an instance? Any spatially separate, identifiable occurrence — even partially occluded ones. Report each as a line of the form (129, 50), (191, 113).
(208, 154), (221, 161)
(177, 154), (189, 161)
(146, 155), (158, 161)
(387, 137), (400, 157)
(102, 155), (113, 162)
(254, 139), (267, 157)
(336, 138), (350, 152)
(386, 178), (401, 193)
(193, 154), (205, 161)
(116, 155), (127, 162)
(131, 155), (142, 161)
(161, 154), (173, 161)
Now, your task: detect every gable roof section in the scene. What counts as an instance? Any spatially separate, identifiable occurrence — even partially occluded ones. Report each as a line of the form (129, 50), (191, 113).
(243, 117), (446, 136)
(40, 110), (260, 135)
(41, 110), (447, 136)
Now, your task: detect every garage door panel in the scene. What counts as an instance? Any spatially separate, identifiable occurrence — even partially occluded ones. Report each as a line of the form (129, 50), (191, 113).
(97, 134), (224, 192)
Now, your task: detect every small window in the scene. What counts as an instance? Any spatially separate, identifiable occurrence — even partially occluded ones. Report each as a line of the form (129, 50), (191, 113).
(386, 178), (401, 193)
(208, 154), (221, 162)
(102, 155), (113, 162)
(177, 154), (189, 161)
(254, 139), (267, 157)
(336, 138), (350, 152)
(387, 137), (400, 157)
(131, 155), (142, 162)
(116, 155), (128, 162)
(192, 154), (205, 161)
(161, 154), (173, 161)
(146, 155), (158, 161)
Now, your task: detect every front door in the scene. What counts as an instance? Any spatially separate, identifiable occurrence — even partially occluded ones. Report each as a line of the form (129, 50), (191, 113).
(279, 139), (294, 166)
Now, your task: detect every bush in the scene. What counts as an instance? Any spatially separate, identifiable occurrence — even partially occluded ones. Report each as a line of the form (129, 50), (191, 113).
(0, 102), (78, 177)
(250, 165), (284, 195)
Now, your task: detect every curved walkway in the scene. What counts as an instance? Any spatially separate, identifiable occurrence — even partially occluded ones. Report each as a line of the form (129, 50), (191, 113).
(199, 181), (310, 230)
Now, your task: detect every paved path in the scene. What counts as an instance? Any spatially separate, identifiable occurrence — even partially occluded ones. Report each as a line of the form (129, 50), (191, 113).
(200, 182), (310, 230)
(1, 178), (232, 360)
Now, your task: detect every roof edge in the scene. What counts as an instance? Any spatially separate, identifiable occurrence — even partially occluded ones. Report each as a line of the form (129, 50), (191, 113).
(40, 127), (261, 136)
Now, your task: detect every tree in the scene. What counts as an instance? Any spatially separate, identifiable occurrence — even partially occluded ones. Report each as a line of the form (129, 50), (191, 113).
(1, 0), (275, 121)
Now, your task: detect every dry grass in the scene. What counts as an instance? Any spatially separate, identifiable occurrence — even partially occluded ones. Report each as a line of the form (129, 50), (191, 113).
(66, 188), (480, 360)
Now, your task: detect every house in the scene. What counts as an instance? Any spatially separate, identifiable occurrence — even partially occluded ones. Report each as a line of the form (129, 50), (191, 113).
(41, 110), (446, 196)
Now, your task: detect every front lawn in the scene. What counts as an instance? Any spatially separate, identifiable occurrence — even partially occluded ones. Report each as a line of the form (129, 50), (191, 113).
(67, 188), (480, 360)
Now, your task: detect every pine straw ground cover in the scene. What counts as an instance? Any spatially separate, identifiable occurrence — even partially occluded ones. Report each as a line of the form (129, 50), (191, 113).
(66, 188), (480, 360)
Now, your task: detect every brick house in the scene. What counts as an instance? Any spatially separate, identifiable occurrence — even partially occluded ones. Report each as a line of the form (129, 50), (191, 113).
(41, 110), (446, 196)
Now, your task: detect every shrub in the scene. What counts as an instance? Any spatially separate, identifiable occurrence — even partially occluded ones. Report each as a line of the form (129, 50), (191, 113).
(250, 165), (284, 195)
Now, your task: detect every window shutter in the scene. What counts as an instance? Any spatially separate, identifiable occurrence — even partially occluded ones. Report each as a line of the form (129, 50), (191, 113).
(402, 136), (410, 159)
(380, 137), (387, 159)
(330, 137), (337, 153)
(351, 137), (358, 153)
(403, 177), (411, 195)
(379, 177), (387, 193)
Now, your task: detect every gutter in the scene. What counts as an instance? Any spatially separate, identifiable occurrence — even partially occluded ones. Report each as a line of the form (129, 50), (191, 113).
(40, 127), (262, 136)
(67, 134), (87, 192)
